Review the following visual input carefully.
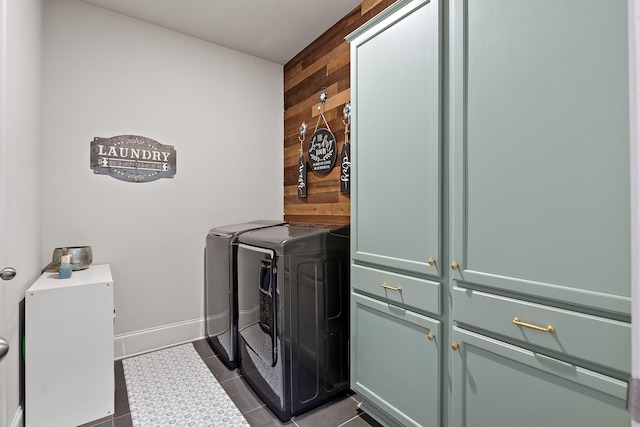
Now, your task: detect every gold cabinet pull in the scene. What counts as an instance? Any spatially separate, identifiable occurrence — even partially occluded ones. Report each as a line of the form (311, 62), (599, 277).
(381, 283), (402, 292)
(512, 317), (554, 333)
(428, 257), (436, 266)
(451, 341), (459, 351)
(451, 261), (458, 270)
(427, 332), (435, 341)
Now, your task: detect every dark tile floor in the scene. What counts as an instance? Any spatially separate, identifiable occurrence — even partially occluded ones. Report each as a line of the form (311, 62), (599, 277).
(83, 339), (383, 427)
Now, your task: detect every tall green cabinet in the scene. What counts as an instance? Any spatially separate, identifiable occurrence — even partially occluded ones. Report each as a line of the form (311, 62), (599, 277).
(349, 0), (442, 426)
(348, 0), (632, 426)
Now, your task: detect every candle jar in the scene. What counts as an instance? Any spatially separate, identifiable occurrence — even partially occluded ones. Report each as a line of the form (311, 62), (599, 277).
(59, 247), (72, 279)
(59, 264), (72, 279)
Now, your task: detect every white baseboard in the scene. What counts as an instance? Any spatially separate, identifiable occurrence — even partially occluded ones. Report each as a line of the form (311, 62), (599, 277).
(114, 318), (204, 360)
(10, 406), (23, 427)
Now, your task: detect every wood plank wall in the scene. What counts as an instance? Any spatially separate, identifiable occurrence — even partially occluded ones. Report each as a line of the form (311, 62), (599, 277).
(283, 0), (396, 225)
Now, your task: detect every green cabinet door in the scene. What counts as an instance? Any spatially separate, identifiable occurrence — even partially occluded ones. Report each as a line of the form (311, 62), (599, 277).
(449, 0), (631, 315)
(349, 0), (441, 277)
(452, 286), (631, 374)
(451, 327), (629, 427)
(351, 292), (441, 427)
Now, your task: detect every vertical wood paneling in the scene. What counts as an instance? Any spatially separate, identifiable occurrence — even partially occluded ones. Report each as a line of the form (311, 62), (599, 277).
(283, 0), (396, 225)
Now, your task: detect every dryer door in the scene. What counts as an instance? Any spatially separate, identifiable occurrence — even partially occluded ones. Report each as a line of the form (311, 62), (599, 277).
(238, 244), (278, 367)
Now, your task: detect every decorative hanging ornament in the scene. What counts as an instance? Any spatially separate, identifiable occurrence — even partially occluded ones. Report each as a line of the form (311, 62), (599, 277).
(297, 122), (307, 198)
(308, 91), (337, 175)
(340, 102), (351, 194)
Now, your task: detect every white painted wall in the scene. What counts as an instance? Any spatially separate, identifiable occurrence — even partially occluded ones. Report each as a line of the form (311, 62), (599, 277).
(42, 0), (284, 357)
(1, 0), (42, 424)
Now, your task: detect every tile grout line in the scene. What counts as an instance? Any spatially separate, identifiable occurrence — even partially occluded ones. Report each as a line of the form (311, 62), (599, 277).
(113, 413), (130, 423)
(337, 414), (364, 427)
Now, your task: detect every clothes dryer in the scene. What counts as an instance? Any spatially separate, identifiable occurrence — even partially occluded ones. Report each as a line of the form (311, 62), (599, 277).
(236, 224), (350, 421)
(204, 220), (284, 369)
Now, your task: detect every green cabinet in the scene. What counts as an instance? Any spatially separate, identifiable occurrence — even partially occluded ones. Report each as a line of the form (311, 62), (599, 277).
(352, 293), (441, 427)
(350, 0), (441, 278)
(349, 0), (631, 426)
(453, 286), (631, 375)
(451, 327), (628, 427)
(449, 0), (630, 316)
(348, 1), (442, 425)
(447, 1), (632, 425)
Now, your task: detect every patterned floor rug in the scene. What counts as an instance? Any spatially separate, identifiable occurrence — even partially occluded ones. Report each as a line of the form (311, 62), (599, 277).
(122, 343), (249, 427)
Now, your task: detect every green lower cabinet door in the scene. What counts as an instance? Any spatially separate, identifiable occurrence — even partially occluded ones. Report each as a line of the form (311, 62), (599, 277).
(451, 327), (629, 427)
(351, 292), (441, 427)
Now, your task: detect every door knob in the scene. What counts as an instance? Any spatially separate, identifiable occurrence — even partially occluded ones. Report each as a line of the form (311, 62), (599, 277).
(0, 337), (8, 361)
(0, 267), (16, 281)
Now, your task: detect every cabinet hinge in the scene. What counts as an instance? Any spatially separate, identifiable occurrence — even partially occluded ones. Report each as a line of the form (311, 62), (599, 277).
(627, 377), (640, 421)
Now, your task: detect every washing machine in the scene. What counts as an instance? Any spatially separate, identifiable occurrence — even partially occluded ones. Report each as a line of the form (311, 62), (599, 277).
(204, 220), (285, 369)
(236, 224), (350, 421)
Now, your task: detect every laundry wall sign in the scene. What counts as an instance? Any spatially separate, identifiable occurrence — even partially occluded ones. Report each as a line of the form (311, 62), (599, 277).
(90, 135), (176, 182)
(308, 128), (336, 174)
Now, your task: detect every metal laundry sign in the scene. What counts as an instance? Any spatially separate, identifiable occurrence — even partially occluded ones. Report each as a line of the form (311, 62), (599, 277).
(90, 135), (176, 182)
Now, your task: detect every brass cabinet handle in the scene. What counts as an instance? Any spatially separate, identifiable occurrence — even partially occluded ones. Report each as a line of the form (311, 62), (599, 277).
(451, 261), (458, 270)
(427, 332), (435, 341)
(428, 257), (436, 266)
(451, 341), (459, 351)
(512, 317), (554, 333)
(381, 283), (402, 292)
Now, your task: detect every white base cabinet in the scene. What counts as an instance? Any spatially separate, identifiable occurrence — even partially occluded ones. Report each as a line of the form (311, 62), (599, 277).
(25, 264), (114, 427)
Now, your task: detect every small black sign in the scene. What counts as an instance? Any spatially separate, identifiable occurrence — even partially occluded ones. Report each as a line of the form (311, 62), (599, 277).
(308, 128), (337, 175)
(340, 142), (351, 194)
(297, 155), (307, 198)
(90, 135), (176, 183)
